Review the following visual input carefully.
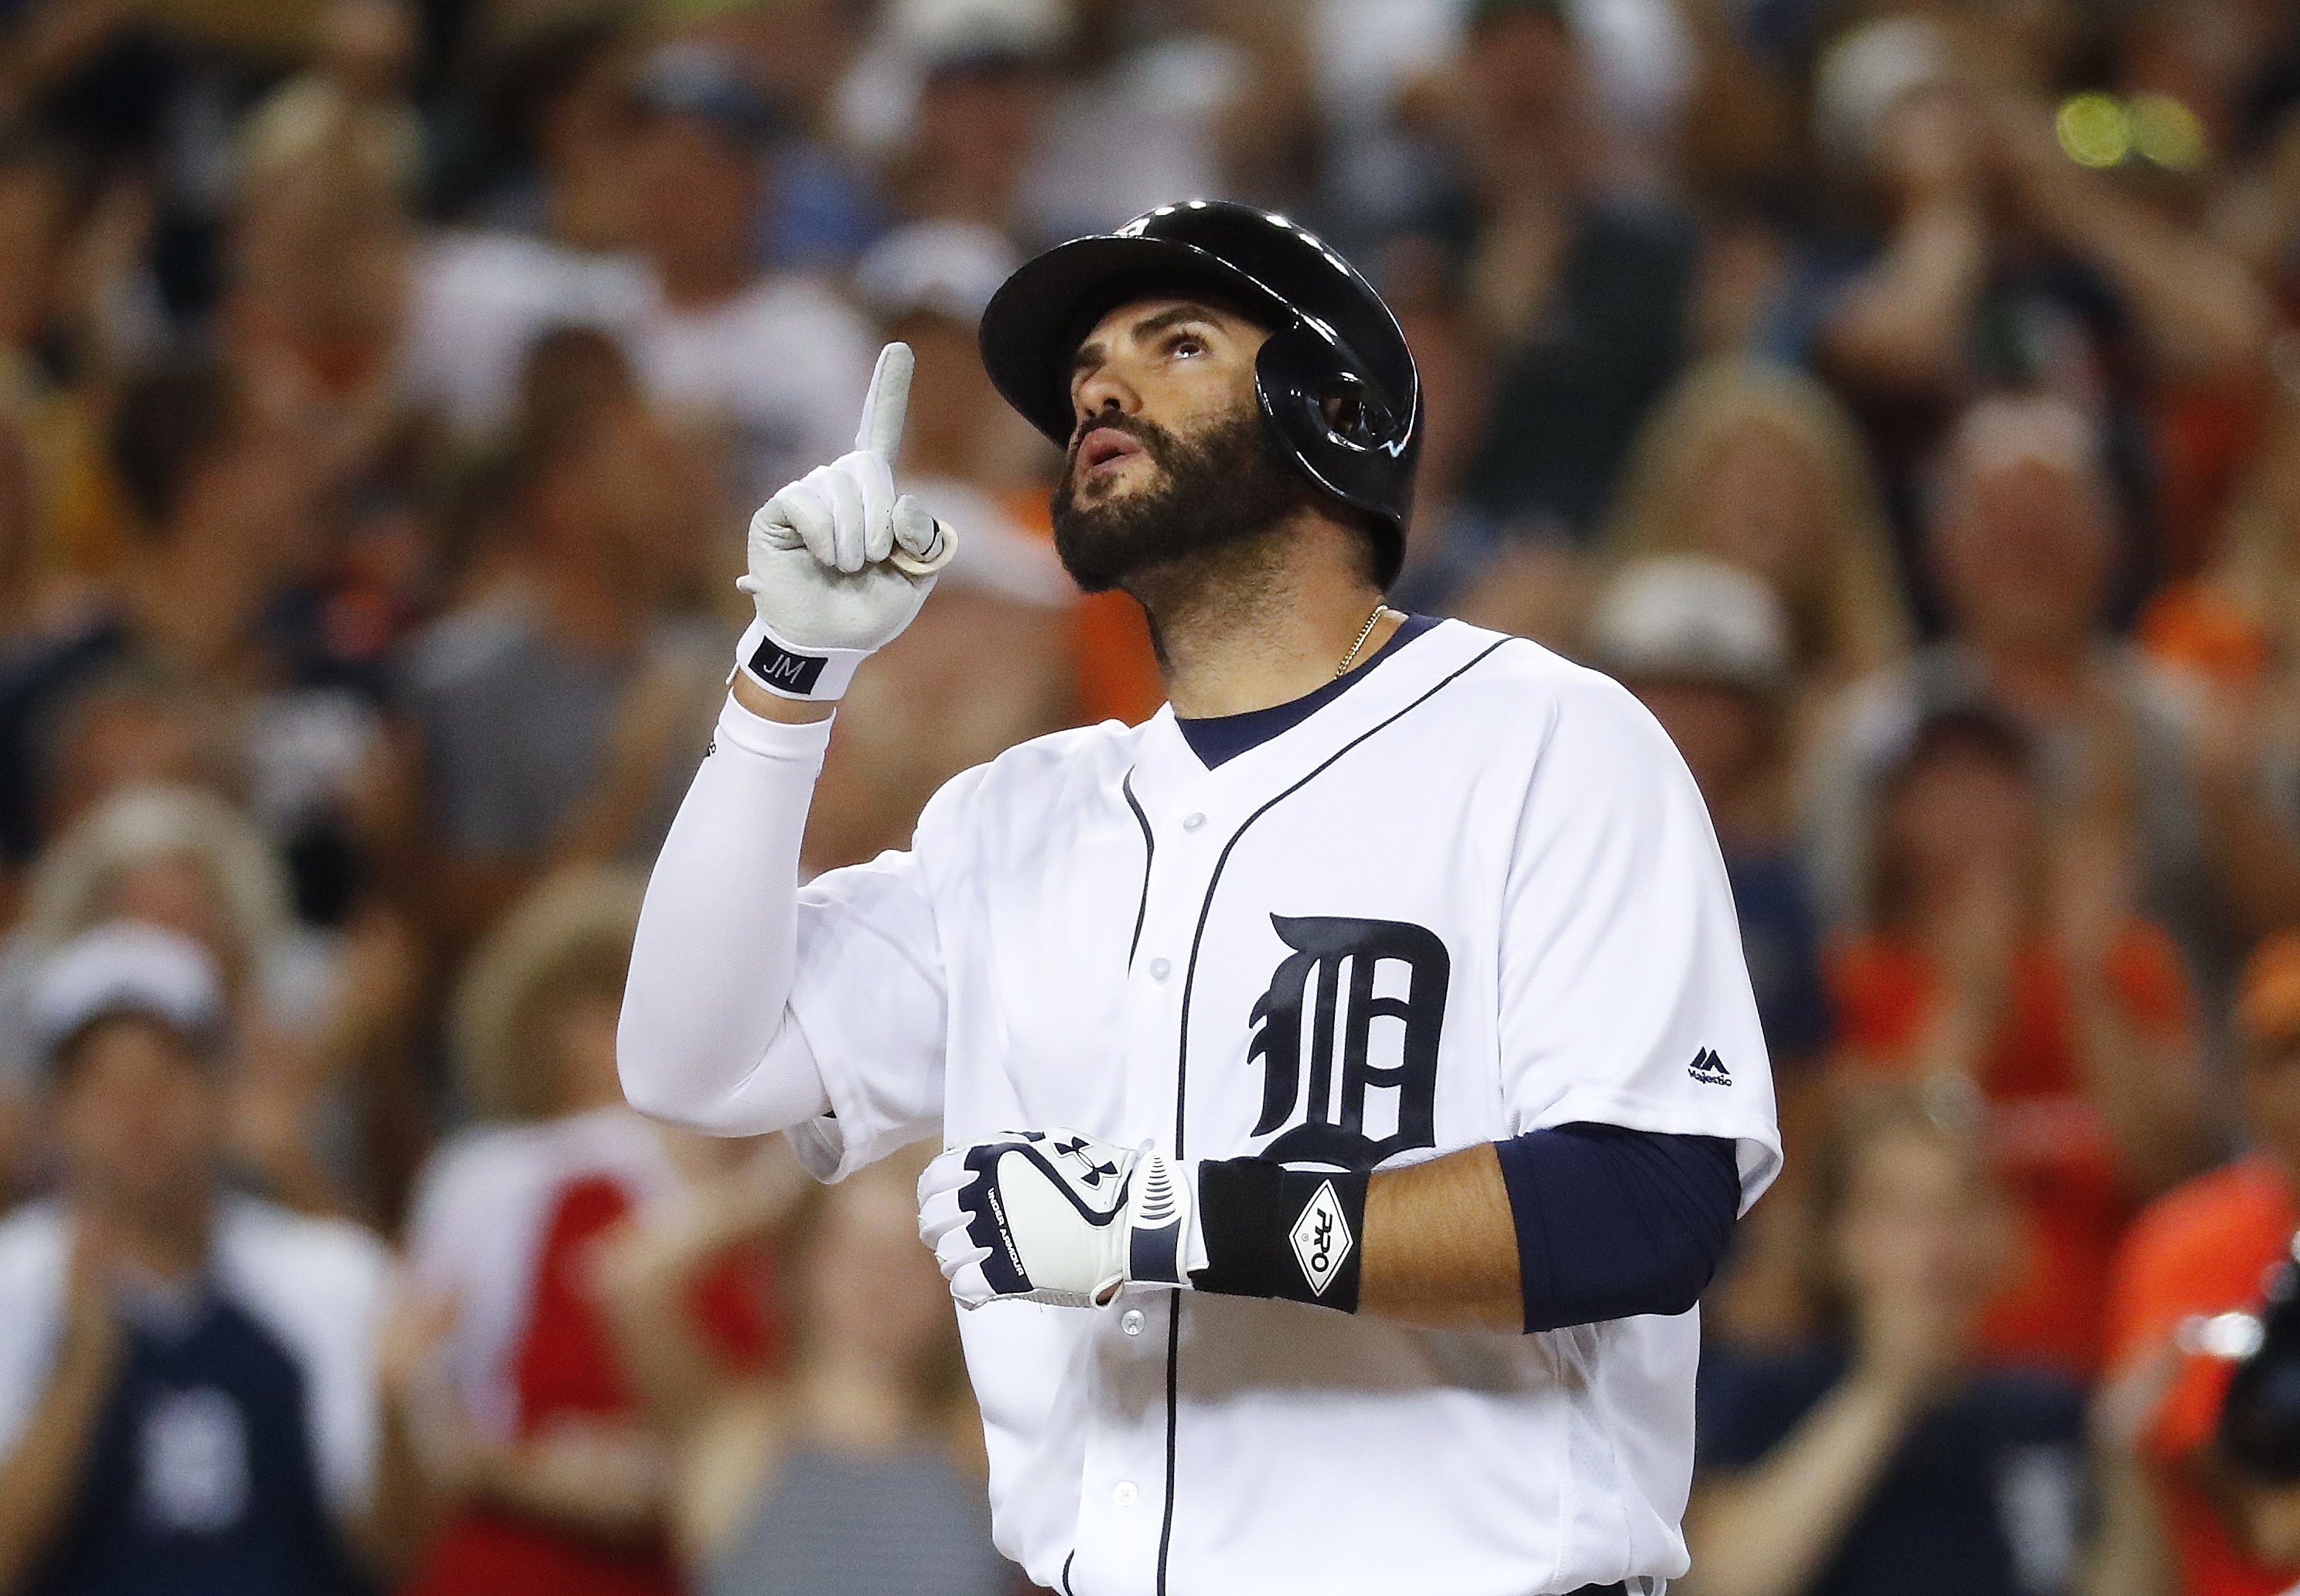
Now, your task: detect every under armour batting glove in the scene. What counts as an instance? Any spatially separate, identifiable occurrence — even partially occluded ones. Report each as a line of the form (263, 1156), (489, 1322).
(734, 342), (957, 702)
(916, 1130), (1199, 1309)
(919, 1133), (1374, 1314)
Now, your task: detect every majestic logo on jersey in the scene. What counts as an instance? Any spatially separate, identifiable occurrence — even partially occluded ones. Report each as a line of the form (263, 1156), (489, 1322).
(1288, 1179), (1354, 1297)
(1687, 1047), (1731, 1086)
(1247, 914), (1449, 1169)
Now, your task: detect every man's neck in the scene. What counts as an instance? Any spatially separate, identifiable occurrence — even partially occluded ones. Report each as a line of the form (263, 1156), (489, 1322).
(1129, 517), (1396, 720)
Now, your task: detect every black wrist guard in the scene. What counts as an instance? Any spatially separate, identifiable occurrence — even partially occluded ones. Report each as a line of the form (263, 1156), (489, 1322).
(1189, 1158), (1369, 1312)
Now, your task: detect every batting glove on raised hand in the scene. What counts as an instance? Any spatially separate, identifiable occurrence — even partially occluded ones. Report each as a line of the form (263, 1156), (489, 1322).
(733, 342), (957, 702)
(917, 1130), (1202, 1309)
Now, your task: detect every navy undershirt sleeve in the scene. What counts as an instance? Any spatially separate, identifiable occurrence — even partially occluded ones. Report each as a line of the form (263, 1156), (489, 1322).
(1493, 1124), (1741, 1333)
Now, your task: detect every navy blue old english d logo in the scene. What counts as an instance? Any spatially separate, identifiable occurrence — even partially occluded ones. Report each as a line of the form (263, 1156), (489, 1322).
(1247, 914), (1449, 1169)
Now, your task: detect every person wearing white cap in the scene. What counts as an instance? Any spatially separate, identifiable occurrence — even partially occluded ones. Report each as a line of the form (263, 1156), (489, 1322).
(1587, 558), (1832, 1345)
(1589, 558), (1831, 1070)
(0, 923), (405, 1595)
(626, 43), (879, 508)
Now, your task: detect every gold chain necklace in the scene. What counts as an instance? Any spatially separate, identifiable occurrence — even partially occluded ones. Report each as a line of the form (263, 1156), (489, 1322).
(1336, 603), (1394, 678)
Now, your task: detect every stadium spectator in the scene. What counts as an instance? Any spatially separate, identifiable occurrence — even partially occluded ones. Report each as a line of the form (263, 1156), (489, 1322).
(804, 219), (1076, 868)
(622, 42), (875, 506)
(595, 1148), (1007, 1596)
(2099, 932), (2300, 1596)
(1802, 395), (2222, 994)
(0, 922), (412, 1594)
(1786, 17), (2271, 579)
(1596, 357), (1911, 724)
(401, 10), (655, 440)
(394, 867), (778, 1596)
(394, 333), (722, 944)
(1392, 0), (1698, 544)
(1587, 556), (1832, 1346)
(0, 359), (323, 871)
(0, 784), (422, 1221)
(1687, 1086), (2088, 1596)
(1827, 704), (2207, 1376)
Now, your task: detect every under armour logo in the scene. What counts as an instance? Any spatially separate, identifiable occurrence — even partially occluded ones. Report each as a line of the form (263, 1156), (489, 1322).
(1053, 1136), (1118, 1186)
(1687, 1048), (1731, 1086)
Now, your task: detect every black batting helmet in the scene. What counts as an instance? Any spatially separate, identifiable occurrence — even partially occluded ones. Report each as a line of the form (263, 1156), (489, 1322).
(978, 200), (1422, 588)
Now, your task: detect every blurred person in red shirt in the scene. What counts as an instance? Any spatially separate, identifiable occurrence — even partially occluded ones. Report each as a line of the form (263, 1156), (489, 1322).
(393, 866), (778, 1596)
(594, 1147), (1008, 1596)
(1827, 701), (2208, 1376)
(2101, 933), (2300, 1596)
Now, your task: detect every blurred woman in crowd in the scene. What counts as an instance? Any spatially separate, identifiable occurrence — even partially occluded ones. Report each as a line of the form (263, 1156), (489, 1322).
(1828, 705), (2207, 1376)
(394, 866), (778, 1596)
(0, 783), (417, 1217)
(1599, 356), (1910, 723)
(595, 1147), (1008, 1596)
(1687, 1086), (2087, 1596)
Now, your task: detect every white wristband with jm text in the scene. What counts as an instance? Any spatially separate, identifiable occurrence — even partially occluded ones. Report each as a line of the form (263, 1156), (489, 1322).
(732, 617), (872, 702)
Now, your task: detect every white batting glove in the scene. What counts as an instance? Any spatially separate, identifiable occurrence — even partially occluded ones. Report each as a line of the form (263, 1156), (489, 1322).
(917, 1130), (1203, 1310)
(733, 343), (957, 701)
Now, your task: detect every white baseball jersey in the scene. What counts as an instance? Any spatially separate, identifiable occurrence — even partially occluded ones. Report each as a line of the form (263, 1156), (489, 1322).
(621, 617), (1780, 1595)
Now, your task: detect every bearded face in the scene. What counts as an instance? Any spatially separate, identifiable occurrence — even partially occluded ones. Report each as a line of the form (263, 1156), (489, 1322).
(1049, 401), (1319, 595)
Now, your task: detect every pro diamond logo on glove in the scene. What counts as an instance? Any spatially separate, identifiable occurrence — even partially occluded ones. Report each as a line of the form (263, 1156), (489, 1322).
(1288, 1181), (1353, 1298)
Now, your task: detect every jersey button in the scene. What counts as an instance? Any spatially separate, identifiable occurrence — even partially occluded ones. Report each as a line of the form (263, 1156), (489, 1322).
(1113, 1482), (1139, 1508)
(1121, 1308), (1145, 1336)
(1149, 958), (1171, 982)
(1182, 812), (1206, 831)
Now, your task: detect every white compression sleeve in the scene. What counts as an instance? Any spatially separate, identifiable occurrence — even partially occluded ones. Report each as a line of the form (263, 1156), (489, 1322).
(617, 695), (834, 1134)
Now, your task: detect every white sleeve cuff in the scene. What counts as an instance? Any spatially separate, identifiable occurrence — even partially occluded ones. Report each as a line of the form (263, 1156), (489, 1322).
(713, 689), (838, 761)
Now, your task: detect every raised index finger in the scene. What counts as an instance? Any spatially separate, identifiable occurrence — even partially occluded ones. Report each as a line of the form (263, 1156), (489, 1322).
(855, 341), (914, 462)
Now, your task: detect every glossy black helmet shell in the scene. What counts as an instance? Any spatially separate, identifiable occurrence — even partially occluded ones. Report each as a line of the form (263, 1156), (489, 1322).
(978, 200), (1422, 588)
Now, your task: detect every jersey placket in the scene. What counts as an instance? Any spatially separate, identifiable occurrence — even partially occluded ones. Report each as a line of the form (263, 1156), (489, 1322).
(1070, 765), (1232, 1595)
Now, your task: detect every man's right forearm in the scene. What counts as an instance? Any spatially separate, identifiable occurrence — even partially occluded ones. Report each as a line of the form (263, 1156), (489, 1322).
(617, 691), (835, 1134)
(0, 1335), (118, 1593)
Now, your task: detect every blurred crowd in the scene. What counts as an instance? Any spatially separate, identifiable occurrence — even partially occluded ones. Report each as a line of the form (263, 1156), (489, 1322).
(0, 0), (2298, 1591)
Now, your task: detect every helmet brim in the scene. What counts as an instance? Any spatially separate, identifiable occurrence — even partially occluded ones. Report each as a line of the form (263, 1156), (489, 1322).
(978, 232), (1301, 449)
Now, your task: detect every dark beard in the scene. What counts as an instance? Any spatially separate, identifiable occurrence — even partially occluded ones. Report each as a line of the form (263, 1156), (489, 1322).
(1049, 409), (1317, 594)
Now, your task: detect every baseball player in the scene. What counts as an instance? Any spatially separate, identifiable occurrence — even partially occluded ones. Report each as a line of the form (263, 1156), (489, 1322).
(619, 201), (1782, 1595)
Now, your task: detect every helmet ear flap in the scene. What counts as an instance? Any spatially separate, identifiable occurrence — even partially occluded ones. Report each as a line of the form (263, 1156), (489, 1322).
(1253, 326), (1411, 461)
(1252, 323), (1417, 589)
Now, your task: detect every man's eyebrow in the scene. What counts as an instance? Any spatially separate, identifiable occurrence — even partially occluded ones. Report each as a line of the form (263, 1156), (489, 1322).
(1131, 303), (1225, 341)
(1071, 303), (1230, 377)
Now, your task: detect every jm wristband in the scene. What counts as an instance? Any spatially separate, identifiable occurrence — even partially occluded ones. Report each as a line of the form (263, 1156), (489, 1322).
(1189, 1158), (1369, 1313)
(732, 617), (870, 702)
